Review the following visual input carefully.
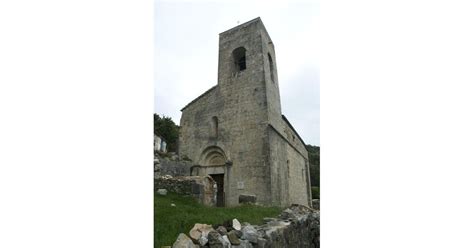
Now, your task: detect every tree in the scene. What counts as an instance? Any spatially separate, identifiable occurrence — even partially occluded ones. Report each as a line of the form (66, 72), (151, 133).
(306, 144), (320, 187)
(154, 114), (179, 152)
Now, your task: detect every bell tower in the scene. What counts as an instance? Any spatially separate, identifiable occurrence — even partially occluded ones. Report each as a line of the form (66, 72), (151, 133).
(217, 17), (283, 128)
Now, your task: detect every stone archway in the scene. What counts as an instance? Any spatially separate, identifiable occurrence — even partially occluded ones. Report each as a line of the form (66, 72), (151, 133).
(198, 146), (228, 207)
(198, 146), (228, 166)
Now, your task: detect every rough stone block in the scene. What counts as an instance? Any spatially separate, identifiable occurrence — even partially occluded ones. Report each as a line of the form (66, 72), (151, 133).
(312, 199), (320, 210)
(238, 194), (256, 204)
(172, 233), (196, 248)
(241, 225), (258, 244)
(232, 218), (241, 231)
(157, 189), (167, 195)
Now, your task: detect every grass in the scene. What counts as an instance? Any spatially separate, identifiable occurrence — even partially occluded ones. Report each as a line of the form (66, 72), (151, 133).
(155, 193), (282, 247)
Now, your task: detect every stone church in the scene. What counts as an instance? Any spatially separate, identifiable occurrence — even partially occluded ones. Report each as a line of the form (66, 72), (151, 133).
(179, 17), (311, 207)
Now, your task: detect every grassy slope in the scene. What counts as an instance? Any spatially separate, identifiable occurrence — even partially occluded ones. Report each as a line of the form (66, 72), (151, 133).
(155, 193), (282, 247)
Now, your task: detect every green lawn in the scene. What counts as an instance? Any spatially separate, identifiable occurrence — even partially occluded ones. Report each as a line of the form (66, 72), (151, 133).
(155, 193), (282, 247)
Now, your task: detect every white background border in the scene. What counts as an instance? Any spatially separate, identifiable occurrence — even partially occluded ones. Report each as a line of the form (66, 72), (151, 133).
(1, 0), (474, 247)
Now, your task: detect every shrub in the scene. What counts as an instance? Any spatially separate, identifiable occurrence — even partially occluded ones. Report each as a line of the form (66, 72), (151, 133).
(154, 114), (179, 152)
(311, 186), (320, 199)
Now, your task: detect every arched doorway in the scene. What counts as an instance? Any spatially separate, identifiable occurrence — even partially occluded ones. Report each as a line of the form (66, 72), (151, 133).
(198, 146), (228, 207)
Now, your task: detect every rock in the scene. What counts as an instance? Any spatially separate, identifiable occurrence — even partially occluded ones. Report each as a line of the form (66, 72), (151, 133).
(208, 230), (224, 248)
(233, 230), (242, 238)
(216, 226), (228, 235)
(231, 239), (252, 248)
(189, 223), (214, 243)
(172, 233), (196, 248)
(238, 194), (256, 204)
(221, 235), (231, 248)
(171, 203), (176, 207)
(312, 199), (320, 210)
(262, 217), (277, 223)
(157, 189), (167, 195)
(198, 236), (208, 246)
(257, 238), (267, 248)
(232, 218), (241, 231)
(241, 225), (258, 244)
(227, 230), (240, 245)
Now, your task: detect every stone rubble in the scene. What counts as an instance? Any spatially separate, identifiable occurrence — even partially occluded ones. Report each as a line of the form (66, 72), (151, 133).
(168, 205), (320, 248)
(157, 189), (168, 195)
(232, 218), (241, 231)
(312, 199), (320, 210)
(241, 225), (258, 244)
(172, 233), (198, 248)
(216, 226), (228, 236)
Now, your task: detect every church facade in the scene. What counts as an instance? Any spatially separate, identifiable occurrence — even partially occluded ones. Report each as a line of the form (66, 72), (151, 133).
(179, 18), (311, 207)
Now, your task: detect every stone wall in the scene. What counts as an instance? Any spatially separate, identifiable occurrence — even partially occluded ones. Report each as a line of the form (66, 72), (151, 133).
(154, 153), (193, 178)
(170, 204), (320, 248)
(155, 175), (217, 207)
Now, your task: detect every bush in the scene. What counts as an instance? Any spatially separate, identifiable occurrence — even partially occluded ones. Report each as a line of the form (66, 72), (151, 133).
(311, 186), (319, 199)
(154, 114), (179, 152)
(306, 145), (320, 187)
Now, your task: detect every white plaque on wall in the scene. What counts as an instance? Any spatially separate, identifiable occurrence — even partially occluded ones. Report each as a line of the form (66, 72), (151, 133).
(237, 181), (244, 189)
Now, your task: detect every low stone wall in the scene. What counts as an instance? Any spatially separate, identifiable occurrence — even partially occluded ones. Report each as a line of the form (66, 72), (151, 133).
(170, 204), (320, 248)
(155, 175), (217, 207)
(155, 154), (193, 178)
(259, 205), (319, 247)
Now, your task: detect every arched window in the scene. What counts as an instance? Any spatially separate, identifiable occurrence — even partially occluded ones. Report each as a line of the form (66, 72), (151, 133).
(268, 53), (274, 82)
(232, 47), (247, 72)
(211, 116), (218, 138)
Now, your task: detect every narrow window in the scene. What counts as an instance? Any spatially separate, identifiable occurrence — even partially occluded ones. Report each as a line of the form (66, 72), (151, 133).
(211, 116), (218, 138)
(232, 47), (247, 72)
(287, 160), (290, 177)
(268, 53), (274, 82)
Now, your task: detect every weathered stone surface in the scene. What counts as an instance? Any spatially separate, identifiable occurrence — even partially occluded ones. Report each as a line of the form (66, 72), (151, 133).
(241, 225), (258, 244)
(208, 230), (224, 248)
(220, 235), (231, 248)
(189, 223), (214, 243)
(198, 236), (208, 246)
(157, 189), (167, 195)
(172, 233), (196, 248)
(259, 205), (320, 248)
(312, 199), (320, 210)
(170, 205), (320, 248)
(231, 239), (252, 248)
(262, 217), (277, 223)
(257, 238), (267, 248)
(227, 231), (240, 245)
(216, 226), (228, 236)
(155, 175), (216, 206)
(232, 218), (241, 231)
(154, 153), (192, 177)
(233, 230), (242, 238)
(238, 194), (256, 204)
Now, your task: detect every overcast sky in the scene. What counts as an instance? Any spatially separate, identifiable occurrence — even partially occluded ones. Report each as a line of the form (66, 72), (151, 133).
(154, 0), (320, 146)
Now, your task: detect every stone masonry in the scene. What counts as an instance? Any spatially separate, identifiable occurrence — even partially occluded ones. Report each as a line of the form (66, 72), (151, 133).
(171, 204), (320, 248)
(179, 17), (311, 207)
